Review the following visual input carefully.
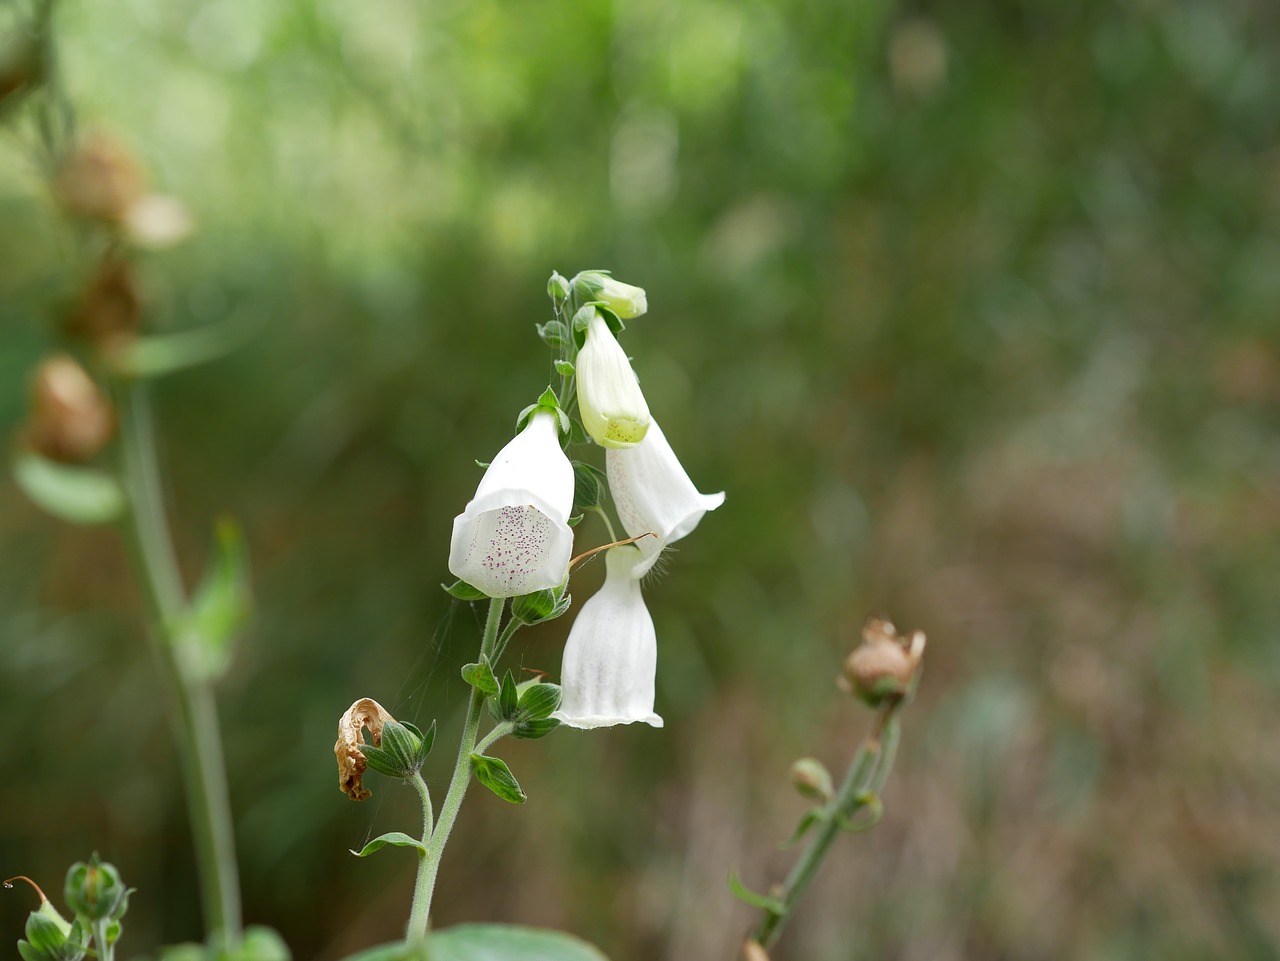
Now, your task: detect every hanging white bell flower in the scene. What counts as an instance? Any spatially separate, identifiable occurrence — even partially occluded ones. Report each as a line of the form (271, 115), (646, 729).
(573, 271), (648, 319)
(606, 418), (725, 576)
(576, 307), (651, 449)
(448, 410), (575, 598)
(553, 545), (662, 729)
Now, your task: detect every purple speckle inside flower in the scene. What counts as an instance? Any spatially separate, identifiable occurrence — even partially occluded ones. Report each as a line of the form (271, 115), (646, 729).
(466, 505), (555, 593)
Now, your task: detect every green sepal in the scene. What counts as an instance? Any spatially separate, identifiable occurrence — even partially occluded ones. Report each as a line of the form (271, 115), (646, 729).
(515, 386), (571, 436)
(357, 744), (405, 779)
(22, 912), (67, 954)
(462, 657), (500, 696)
(183, 517), (252, 681)
(443, 579), (488, 601)
(414, 720), (437, 766)
(470, 754), (527, 804)
(12, 452), (125, 526)
(567, 513), (584, 528)
(510, 718), (559, 740)
(498, 670), (518, 720)
(727, 870), (786, 915)
(350, 832), (427, 858)
(554, 360), (575, 377)
(516, 682), (561, 722)
(781, 808), (825, 848)
(510, 585), (570, 626)
(571, 461), (607, 513)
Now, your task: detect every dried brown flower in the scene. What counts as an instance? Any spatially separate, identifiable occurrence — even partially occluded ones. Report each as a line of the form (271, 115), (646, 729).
(841, 617), (926, 707)
(69, 255), (142, 344)
(335, 698), (395, 801)
(53, 132), (146, 224)
(24, 355), (115, 463)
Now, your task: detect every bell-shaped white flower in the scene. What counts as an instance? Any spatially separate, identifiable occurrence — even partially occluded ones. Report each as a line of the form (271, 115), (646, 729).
(574, 271), (648, 319)
(553, 545), (662, 729)
(448, 411), (574, 597)
(606, 419), (725, 576)
(576, 308), (651, 449)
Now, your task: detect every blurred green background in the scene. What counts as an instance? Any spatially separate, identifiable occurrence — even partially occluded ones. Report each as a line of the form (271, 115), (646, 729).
(3, 0), (1280, 958)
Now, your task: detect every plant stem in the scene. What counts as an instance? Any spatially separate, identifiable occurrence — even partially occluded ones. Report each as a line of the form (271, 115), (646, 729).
(474, 722), (513, 755)
(116, 384), (242, 947)
(489, 614), (522, 664)
(405, 597), (504, 942)
(92, 919), (113, 961)
(751, 701), (904, 949)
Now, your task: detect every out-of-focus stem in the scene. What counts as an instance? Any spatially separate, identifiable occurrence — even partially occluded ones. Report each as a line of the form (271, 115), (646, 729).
(405, 597), (504, 943)
(116, 384), (242, 947)
(751, 701), (905, 950)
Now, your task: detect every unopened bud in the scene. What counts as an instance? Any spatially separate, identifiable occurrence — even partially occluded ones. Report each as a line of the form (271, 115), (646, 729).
(64, 854), (126, 923)
(24, 356), (115, 463)
(547, 271), (570, 308)
(53, 132), (146, 224)
(790, 757), (834, 802)
(69, 256), (141, 344)
(841, 617), (925, 708)
(573, 271), (648, 319)
(575, 307), (651, 448)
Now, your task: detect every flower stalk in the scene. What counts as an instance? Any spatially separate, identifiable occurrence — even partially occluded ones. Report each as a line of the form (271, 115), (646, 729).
(115, 383), (242, 947)
(405, 597), (505, 941)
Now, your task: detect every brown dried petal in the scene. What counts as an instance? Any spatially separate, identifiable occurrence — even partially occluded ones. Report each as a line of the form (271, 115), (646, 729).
(335, 698), (395, 801)
(69, 255), (142, 343)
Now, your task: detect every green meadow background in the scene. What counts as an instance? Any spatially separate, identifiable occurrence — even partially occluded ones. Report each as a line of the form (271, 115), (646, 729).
(3, 0), (1279, 958)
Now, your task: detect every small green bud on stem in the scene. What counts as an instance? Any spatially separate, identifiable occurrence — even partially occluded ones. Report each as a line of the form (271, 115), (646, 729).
(790, 757), (834, 803)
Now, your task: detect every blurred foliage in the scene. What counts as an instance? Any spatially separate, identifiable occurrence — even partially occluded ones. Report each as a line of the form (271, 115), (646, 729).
(3, 0), (1280, 959)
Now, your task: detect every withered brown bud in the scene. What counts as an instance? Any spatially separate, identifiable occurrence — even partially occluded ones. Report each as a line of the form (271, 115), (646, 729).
(24, 355), (115, 463)
(335, 698), (396, 801)
(53, 132), (146, 224)
(841, 617), (926, 707)
(69, 255), (142, 343)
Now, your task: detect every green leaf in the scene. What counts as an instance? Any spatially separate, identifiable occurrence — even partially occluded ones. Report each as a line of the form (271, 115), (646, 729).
(12, 452), (125, 525)
(107, 321), (250, 379)
(429, 923), (611, 961)
(516, 683), (561, 721)
(498, 670), (518, 720)
(186, 517), (252, 680)
(837, 792), (883, 833)
(470, 754), (526, 804)
(511, 717), (559, 740)
(350, 832), (427, 858)
(554, 360), (575, 377)
(461, 658), (499, 697)
(727, 871), (786, 914)
(535, 320), (569, 350)
(443, 579), (488, 601)
(781, 809), (824, 848)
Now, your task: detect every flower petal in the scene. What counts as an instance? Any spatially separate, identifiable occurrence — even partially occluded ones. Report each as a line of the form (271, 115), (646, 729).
(553, 546), (663, 729)
(577, 310), (651, 449)
(448, 412), (575, 597)
(606, 419), (724, 575)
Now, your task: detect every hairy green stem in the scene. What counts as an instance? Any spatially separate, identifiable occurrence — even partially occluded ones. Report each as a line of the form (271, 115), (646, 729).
(116, 384), (242, 946)
(405, 597), (504, 942)
(488, 614), (523, 665)
(751, 702), (905, 949)
(474, 721), (513, 756)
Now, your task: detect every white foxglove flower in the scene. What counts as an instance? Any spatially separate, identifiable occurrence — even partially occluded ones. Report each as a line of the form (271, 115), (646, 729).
(448, 411), (574, 597)
(574, 271), (648, 319)
(553, 545), (662, 729)
(576, 307), (651, 449)
(606, 419), (725, 576)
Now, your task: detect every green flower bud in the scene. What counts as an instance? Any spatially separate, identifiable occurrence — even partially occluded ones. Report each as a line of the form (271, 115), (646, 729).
(575, 308), (651, 449)
(790, 757), (834, 802)
(63, 855), (126, 923)
(547, 271), (570, 309)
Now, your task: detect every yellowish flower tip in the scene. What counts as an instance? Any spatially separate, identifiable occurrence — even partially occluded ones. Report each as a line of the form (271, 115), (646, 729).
(576, 309), (651, 449)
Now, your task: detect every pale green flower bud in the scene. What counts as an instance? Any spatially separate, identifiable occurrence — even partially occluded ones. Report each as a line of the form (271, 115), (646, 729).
(576, 308), (651, 449)
(573, 271), (648, 319)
